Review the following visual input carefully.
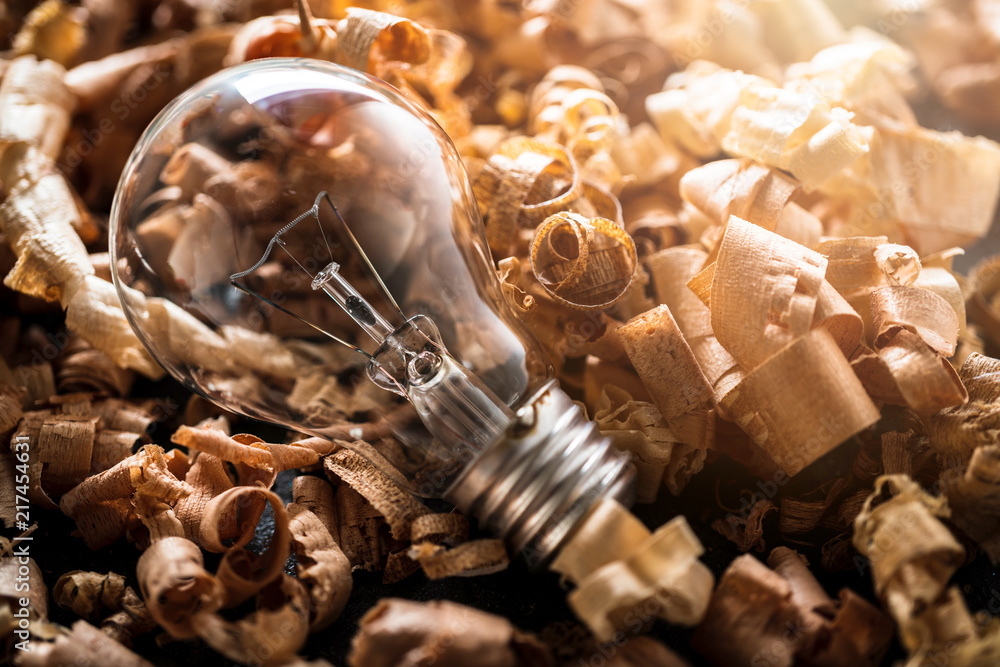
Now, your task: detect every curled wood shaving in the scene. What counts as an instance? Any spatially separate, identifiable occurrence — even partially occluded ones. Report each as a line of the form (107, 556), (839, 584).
(551, 499), (713, 641)
(173, 452), (234, 545)
(11, 411), (59, 511)
(721, 327), (880, 476)
(202, 485), (290, 607)
(941, 444), (1000, 563)
(347, 598), (554, 667)
(679, 158), (807, 235)
(724, 87), (869, 192)
(711, 498), (776, 553)
(37, 413), (96, 494)
(872, 327), (967, 418)
(53, 570), (155, 645)
(408, 539), (510, 579)
(0, 146), (93, 305)
(333, 484), (393, 573)
(618, 304), (714, 450)
(225, 10), (338, 65)
(335, 7), (430, 73)
(870, 285), (959, 356)
(593, 385), (705, 501)
(873, 243), (921, 286)
(324, 449), (430, 541)
(692, 548), (892, 667)
(473, 138), (580, 258)
(64, 275), (163, 378)
(645, 246), (742, 404)
(530, 211), (637, 310)
(851, 475), (995, 666)
(60, 445), (191, 550)
(710, 216), (828, 370)
(528, 65), (622, 188)
(931, 353), (1000, 464)
(171, 425), (319, 481)
(193, 574), (311, 667)
(0, 56), (74, 160)
(57, 336), (135, 397)
(136, 536), (223, 639)
(287, 475), (352, 631)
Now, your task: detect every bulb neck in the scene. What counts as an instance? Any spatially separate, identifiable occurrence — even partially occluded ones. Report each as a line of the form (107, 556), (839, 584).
(445, 381), (636, 568)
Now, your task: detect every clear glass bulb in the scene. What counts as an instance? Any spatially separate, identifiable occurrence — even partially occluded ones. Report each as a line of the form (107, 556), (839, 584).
(110, 58), (633, 562)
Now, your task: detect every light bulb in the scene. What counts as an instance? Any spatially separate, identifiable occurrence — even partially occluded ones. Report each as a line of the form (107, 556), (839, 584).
(109, 58), (634, 562)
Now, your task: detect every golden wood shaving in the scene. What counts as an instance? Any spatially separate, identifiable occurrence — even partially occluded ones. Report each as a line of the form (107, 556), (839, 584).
(335, 7), (430, 73)
(870, 285), (959, 356)
(225, 11), (339, 65)
(721, 327), (881, 476)
(551, 500), (713, 641)
(0, 56), (74, 160)
(873, 327), (967, 418)
(530, 211), (637, 310)
(593, 385), (705, 501)
(679, 158), (806, 234)
(710, 216), (828, 370)
(347, 598), (554, 667)
(618, 304), (714, 450)
(473, 137), (580, 258)
(645, 246), (743, 404)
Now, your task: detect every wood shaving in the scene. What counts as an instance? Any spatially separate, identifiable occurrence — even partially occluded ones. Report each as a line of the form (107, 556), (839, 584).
(287, 475), (352, 631)
(551, 499), (713, 641)
(692, 547), (892, 667)
(5, 3), (1000, 665)
(852, 475), (1000, 666)
(348, 598), (554, 667)
(592, 385), (705, 501)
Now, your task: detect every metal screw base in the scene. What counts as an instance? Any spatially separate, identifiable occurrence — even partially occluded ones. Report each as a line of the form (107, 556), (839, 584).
(445, 381), (636, 568)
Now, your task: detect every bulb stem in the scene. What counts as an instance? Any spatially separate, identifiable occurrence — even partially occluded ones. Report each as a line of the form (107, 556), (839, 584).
(312, 261), (394, 343)
(445, 381), (636, 568)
